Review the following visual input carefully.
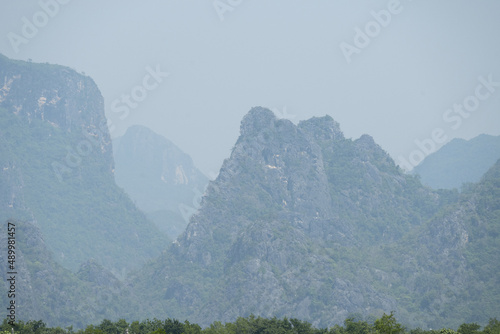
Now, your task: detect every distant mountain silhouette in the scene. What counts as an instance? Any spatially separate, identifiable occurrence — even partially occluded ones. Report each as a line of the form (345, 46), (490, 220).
(113, 125), (208, 240)
(412, 134), (500, 189)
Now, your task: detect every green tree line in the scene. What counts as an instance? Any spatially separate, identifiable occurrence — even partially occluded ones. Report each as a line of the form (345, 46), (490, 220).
(1, 313), (499, 334)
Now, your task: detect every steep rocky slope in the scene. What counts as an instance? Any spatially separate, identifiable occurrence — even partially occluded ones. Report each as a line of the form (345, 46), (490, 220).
(405, 158), (500, 327)
(0, 54), (168, 277)
(2, 54), (498, 329)
(125, 107), (469, 328)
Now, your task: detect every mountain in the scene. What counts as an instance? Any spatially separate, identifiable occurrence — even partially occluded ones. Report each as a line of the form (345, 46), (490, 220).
(0, 54), (169, 277)
(124, 107), (474, 328)
(378, 158), (500, 328)
(1, 54), (498, 329)
(412, 134), (500, 189)
(113, 125), (209, 240)
(0, 219), (120, 328)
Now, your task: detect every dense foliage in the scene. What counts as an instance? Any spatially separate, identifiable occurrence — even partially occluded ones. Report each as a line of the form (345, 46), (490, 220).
(1, 314), (499, 334)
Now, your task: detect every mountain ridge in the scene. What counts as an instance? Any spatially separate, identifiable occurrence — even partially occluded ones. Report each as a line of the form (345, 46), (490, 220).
(1, 55), (498, 329)
(0, 54), (168, 277)
(412, 134), (500, 189)
(124, 107), (468, 328)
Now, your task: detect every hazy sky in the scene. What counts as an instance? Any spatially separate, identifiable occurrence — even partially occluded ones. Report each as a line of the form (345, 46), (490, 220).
(1, 1), (499, 177)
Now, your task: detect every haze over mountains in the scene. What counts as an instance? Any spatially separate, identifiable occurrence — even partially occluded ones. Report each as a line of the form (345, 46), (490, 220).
(2, 1), (499, 178)
(0, 219), (123, 328)
(0, 55), (499, 330)
(0, 54), (168, 278)
(412, 134), (500, 190)
(113, 125), (208, 240)
(123, 108), (495, 329)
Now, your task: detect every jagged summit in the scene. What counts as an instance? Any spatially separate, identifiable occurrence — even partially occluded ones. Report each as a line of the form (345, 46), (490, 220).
(357, 133), (376, 145)
(240, 107), (345, 143)
(240, 106), (279, 136)
(127, 107), (448, 327)
(298, 114), (344, 142)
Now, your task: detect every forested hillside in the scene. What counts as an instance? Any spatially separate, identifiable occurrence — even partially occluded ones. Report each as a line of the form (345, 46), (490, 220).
(123, 108), (498, 329)
(0, 220), (121, 328)
(0, 54), (168, 277)
(0, 55), (498, 330)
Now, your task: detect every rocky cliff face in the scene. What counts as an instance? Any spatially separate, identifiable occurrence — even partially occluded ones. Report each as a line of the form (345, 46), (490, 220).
(2, 54), (498, 328)
(0, 55), (105, 132)
(176, 108), (436, 264)
(127, 107), (465, 328)
(412, 159), (500, 326)
(0, 54), (168, 277)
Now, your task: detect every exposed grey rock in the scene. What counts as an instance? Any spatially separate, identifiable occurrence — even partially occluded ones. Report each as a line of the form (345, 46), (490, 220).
(127, 107), (468, 328)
